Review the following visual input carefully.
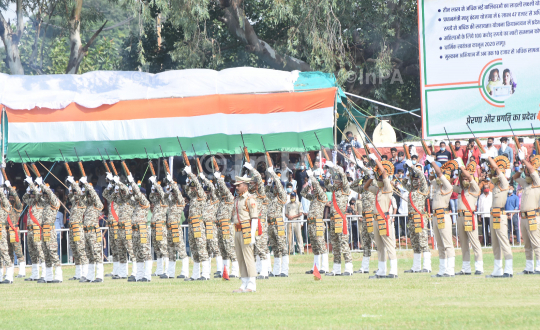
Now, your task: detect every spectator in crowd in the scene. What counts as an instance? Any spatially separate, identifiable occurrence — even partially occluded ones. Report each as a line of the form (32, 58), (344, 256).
(381, 155), (388, 161)
(339, 131), (362, 153)
(477, 188), (492, 246)
(485, 137), (498, 158)
(449, 174), (459, 224)
(498, 137), (514, 162)
(479, 175), (494, 192)
(396, 169), (405, 180)
(285, 174), (297, 193)
(389, 148), (398, 163)
(346, 198), (359, 250)
(463, 139), (481, 166)
(91, 176), (103, 200)
(518, 138), (527, 159)
(408, 145), (418, 157)
(393, 151), (407, 175)
(96, 166), (107, 189)
(510, 161), (523, 190)
(435, 142), (452, 164)
(505, 186), (520, 244)
(54, 207), (65, 259)
(454, 140), (465, 159)
(394, 180), (408, 239)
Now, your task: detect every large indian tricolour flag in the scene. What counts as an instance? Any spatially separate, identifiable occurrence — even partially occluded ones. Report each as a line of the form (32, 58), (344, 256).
(0, 68), (337, 162)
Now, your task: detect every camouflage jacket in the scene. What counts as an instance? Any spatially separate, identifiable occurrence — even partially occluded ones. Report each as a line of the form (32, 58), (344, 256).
(39, 184), (60, 226)
(116, 182), (135, 224)
(249, 168), (269, 219)
(23, 183), (44, 225)
(324, 166), (351, 216)
(187, 173), (207, 219)
(266, 170), (286, 220)
(0, 188), (12, 226)
(68, 181), (87, 224)
(200, 176), (219, 223)
(301, 176), (328, 219)
(130, 183), (150, 224)
(404, 165), (429, 215)
(350, 178), (374, 214)
(149, 184), (168, 223)
(8, 186), (23, 227)
(102, 185), (121, 223)
(83, 183), (104, 227)
(215, 176), (234, 221)
(166, 182), (185, 225)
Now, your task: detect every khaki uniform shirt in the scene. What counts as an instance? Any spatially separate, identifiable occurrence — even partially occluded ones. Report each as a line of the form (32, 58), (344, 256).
(368, 177), (393, 213)
(285, 200), (302, 220)
(431, 175), (453, 210)
(516, 171), (540, 212)
(454, 180), (480, 211)
(491, 172), (509, 209)
(231, 191), (258, 225)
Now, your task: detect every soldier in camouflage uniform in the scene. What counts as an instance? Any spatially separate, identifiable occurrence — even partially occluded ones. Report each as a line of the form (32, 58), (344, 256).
(324, 162), (354, 276)
(214, 171), (238, 278)
(244, 163), (270, 279)
(161, 175), (189, 279)
(65, 177), (88, 281)
(113, 179), (137, 280)
(301, 170), (329, 274)
(22, 179), (45, 281)
(102, 172), (119, 278)
(5, 183), (26, 278)
(37, 180), (62, 283)
(0, 187), (13, 284)
(148, 176), (169, 277)
(184, 168), (210, 281)
(403, 162), (431, 273)
(266, 167), (289, 277)
(81, 179), (104, 283)
(200, 174), (222, 277)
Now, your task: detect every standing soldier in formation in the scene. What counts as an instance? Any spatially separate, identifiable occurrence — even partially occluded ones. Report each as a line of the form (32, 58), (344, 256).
(403, 161), (431, 273)
(148, 176), (169, 277)
(162, 175), (190, 279)
(37, 180), (62, 283)
(266, 167), (289, 277)
(200, 174), (222, 277)
(113, 177), (137, 281)
(81, 178), (104, 282)
(66, 177), (88, 281)
(514, 152), (540, 275)
(244, 163), (270, 280)
(324, 161), (354, 276)
(184, 168), (210, 281)
(302, 169), (329, 274)
(454, 163), (483, 275)
(485, 155), (513, 277)
(22, 179), (46, 281)
(103, 173), (120, 278)
(5, 180), (26, 278)
(0, 186), (13, 284)
(214, 170), (239, 278)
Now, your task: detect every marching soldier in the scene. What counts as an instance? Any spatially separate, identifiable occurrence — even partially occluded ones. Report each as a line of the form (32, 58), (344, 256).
(514, 152), (540, 274)
(112, 178), (137, 281)
(485, 155), (513, 277)
(5, 181), (26, 278)
(214, 171), (239, 278)
(454, 162), (483, 275)
(364, 154), (398, 279)
(324, 161), (354, 276)
(183, 168), (210, 281)
(102, 173), (120, 278)
(81, 178), (104, 282)
(65, 177), (89, 281)
(0, 187), (13, 284)
(148, 176), (169, 277)
(301, 170), (329, 274)
(266, 167), (289, 277)
(231, 176), (258, 293)
(403, 161), (431, 273)
(22, 179), (46, 281)
(200, 175), (222, 277)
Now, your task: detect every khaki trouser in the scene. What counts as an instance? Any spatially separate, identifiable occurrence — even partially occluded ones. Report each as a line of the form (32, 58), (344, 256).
(457, 215), (483, 262)
(520, 215), (540, 261)
(491, 213), (512, 260)
(433, 213), (455, 259)
(287, 222), (304, 254)
(234, 231), (256, 278)
(373, 217), (396, 262)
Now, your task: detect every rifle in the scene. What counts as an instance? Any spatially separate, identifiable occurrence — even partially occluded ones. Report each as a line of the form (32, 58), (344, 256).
(531, 124), (540, 155)
(1, 162), (8, 184)
(240, 132), (250, 175)
(115, 148), (131, 177)
(314, 132), (331, 162)
(144, 147), (156, 177)
(403, 143), (411, 160)
(159, 145), (171, 175)
(261, 136), (274, 169)
(177, 137), (191, 169)
(73, 148), (86, 177)
(97, 148), (111, 173)
(421, 139), (432, 156)
(25, 151), (41, 178)
(301, 139), (313, 169)
(466, 123), (486, 154)
(18, 151), (31, 178)
(192, 144), (203, 174)
(105, 149), (118, 176)
(59, 150), (73, 177)
(206, 142), (219, 172)
(508, 122), (522, 151)
(443, 127), (457, 159)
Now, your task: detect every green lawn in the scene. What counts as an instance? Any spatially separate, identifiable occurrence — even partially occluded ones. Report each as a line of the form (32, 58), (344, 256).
(1, 248), (539, 329)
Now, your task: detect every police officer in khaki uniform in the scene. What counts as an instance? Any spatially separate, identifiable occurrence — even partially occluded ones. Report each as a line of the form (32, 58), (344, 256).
(285, 192), (303, 255)
(231, 176), (258, 293)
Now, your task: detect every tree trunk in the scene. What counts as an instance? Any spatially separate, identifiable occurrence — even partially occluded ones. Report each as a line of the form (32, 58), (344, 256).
(0, 0), (25, 75)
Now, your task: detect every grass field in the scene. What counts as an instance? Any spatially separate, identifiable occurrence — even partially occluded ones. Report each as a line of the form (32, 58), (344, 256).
(2, 247), (539, 329)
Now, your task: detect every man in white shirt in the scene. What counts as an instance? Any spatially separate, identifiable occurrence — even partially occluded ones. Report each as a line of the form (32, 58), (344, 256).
(477, 188), (493, 245)
(485, 137), (498, 158)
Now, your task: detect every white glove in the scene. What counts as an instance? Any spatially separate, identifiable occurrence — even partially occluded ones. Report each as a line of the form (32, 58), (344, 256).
(106, 172), (113, 181)
(24, 176), (33, 185)
(405, 159), (413, 168)
(518, 150), (525, 161)
(80, 176), (87, 184)
(4, 180), (10, 187)
(425, 155), (435, 164)
(149, 176), (157, 184)
(127, 174), (134, 183)
(480, 153), (488, 160)
(482, 163), (489, 172)
(184, 166), (192, 174)
(368, 153), (378, 161)
(368, 169), (375, 179)
(306, 169), (314, 178)
(325, 171), (331, 179)
(325, 161), (334, 168)
(107, 183), (112, 190)
(243, 162), (253, 170)
(35, 177), (43, 186)
(199, 172), (205, 179)
(356, 159), (364, 168)
(166, 174), (173, 182)
(113, 176), (120, 183)
(67, 176), (75, 184)
(26, 186), (31, 193)
(214, 172), (221, 179)
(267, 166), (274, 174)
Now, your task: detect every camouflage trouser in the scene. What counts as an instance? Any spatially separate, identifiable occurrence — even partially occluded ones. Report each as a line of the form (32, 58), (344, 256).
(0, 226), (13, 267)
(27, 226), (45, 265)
(206, 224), (221, 258)
(217, 225), (236, 261)
(268, 223), (288, 258)
(116, 225), (134, 263)
(8, 238), (24, 264)
(329, 221), (352, 264)
(360, 220), (374, 257)
(133, 222), (151, 263)
(84, 229), (103, 264)
(69, 223), (88, 265)
(151, 222), (168, 259)
(254, 220), (269, 260)
(407, 218), (430, 254)
(42, 224), (60, 268)
(188, 222), (208, 263)
(308, 223), (327, 255)
(108, 222), (118, 262)
(167, 223), (187, 261)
